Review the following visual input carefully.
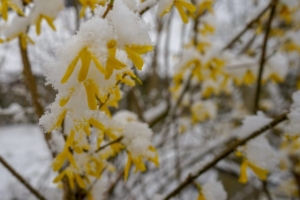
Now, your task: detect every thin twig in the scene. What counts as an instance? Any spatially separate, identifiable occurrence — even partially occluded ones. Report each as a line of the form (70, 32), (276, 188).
(162, 113), (288, 200)
(254, 0), (277, 113)
(0, 156), (47, 200)
(95, 136), (124, 153)
(222, 1), (273, 50)
(130, 89), (146, 122)
(18, 37), (54, 155)
(138, 0), (158, 15)
(102, 0), (114, 19)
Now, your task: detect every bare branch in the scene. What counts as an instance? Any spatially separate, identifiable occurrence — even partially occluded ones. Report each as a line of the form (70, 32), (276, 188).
(95, 136), (124, 153)
(162, 113), (287, 200)
(254, 0), (278, 113)
(222, 1), (273, 50)
(0, 155), (47, 200)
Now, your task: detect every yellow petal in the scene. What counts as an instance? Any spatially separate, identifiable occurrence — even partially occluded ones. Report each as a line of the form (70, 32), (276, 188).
(100, 105), (111, 117)
(66, 129), (75, 147)
(177, 1), (196, 13)
(75, 174), (86, 189)
(43, 15), (56, 31)
(53, 170), (67, 183)
(248, 162), (269, 181)
(59, 97), (70, 107)
(61, 52), (81, 84)
(52, 151), (67, 171)
(78, 48), (91, 82)
(25, 35), (35, 45)
(66, 171), (75, 190)
(1, 0), (8, 21)
(127, 45), (153, 54)
(105, 57), (126, 79)
(174, 3), (189, 23)
(79, 5), (87, 18)
(243, 70), (256, 85)
(8, 2), (24, 16)
(91, 53), (106, 75)
(239, 160), (248, 184)
(83, 79), (97, 110)
(125, 47), (144, 70)
(197, 193), (206, 200)
(122, 77), (135, 86)
(105, 66), (113, 80)
(89, 118), (106, 131)
(83, 121), (90, 136)
(133, 157), (146, 172)
(107, 57), (126, 70)
(66, 150), (78, 168)
(36, 15), (43, 35)
(50, 109), (67, 132)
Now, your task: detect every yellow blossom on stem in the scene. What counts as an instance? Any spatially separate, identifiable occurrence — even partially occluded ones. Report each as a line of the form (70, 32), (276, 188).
(61, 47), (108, 84)
(198, 0), (214, 15)
(18, 33), (35, 50)
(35, 14), (56, 35)
(174, 0), (196, 23)
(0, 0), (24, 21)
(242, 70), (256, 86)
(239, 159), (269, 183)
(124, 45), (153, 70)
(79, 0), (106, 17)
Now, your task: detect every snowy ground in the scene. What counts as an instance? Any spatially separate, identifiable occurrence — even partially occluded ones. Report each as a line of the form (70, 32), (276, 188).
(0, 125), (61, 200)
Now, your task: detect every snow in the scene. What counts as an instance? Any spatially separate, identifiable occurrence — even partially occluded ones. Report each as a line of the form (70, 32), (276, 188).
(122, 121), (154, 158)
(285, 91), (300, 137)
(144, 101), (168, 122)
(236, 112), (272, 139)
(202, 178), (227, 200)
(0, 125), (59, 200)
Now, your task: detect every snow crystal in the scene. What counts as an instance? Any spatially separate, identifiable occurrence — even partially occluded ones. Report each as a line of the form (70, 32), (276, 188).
(29, 0), (64, 24)
(244, 135), (278, 171)
(121, 121), (153, 158)
(236, 112), (272, 139)
(97, 0), (152, 47)
(122, 0), (137, 10)
(2, 16), (30, 38)
(285, 91), (300, 137)
(113, 110), (139, 124)
(157, 0), (173, 17)
(202, 179), (227, 200)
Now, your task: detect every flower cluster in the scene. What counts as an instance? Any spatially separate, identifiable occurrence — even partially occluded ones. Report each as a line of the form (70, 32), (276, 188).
(157, 0), (196, 23)
(0, 0), (64, 48)
(38, 0), (158, 196)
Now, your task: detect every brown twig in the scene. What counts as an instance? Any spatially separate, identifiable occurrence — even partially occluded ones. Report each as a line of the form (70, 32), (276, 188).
(0, 155), (47, 200)
(254, 0), (277, 113)
(102, 0), (114, 19)
(138, 0), (158, 15)
(162, 113), (288, 200)
(18, 39), (44, 119)
(222, 1), (273, 50)
(129, 89), (146, 122)
(95, 136), (124, 153)
(18, 37), (53, 154)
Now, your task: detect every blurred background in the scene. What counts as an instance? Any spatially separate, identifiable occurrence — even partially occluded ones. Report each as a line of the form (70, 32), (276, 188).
(0, 0), (299, 199)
